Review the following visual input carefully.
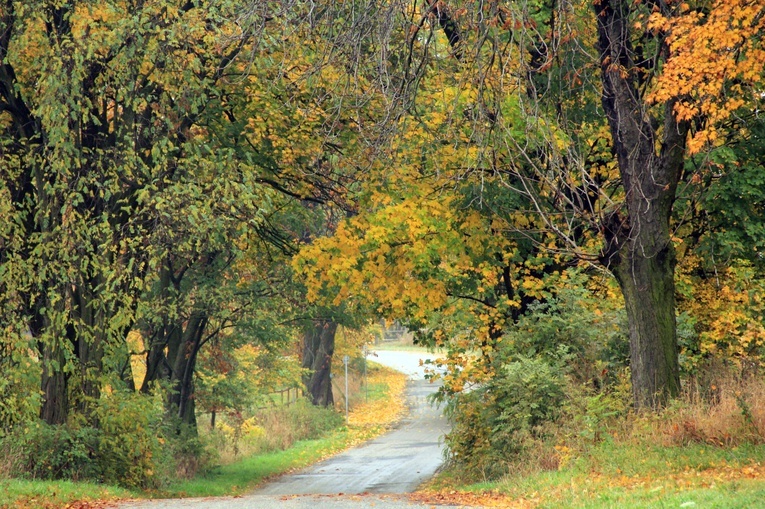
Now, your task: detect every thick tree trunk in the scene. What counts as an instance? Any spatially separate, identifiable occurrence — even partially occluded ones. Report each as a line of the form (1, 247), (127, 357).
(613, 240), (681, 407)
(595, 0), (687, 408)
(40, 340), (69, 425)
(302, 320), (337, 407)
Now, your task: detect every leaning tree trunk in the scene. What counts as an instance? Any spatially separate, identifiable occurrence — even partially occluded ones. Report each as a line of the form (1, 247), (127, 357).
(595, 0), (687, 408)
(302, 319), (337, 407)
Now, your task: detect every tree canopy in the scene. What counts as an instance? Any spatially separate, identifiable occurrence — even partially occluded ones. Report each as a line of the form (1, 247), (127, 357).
(1, 0), (764, 486)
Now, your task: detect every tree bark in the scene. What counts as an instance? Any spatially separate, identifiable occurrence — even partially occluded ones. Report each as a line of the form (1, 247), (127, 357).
(302, 319), (337, 407)
(169, 311), (206, 429)
(612, 236), (681, 408)
(595, 0), (687, 408)
(40, 339), (69, 425)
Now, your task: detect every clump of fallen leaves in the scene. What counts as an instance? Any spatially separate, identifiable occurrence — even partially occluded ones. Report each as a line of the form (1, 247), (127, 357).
(2, 497), (121, 509)
(410, 489), (537, 508)
(347, 367), (408, 429)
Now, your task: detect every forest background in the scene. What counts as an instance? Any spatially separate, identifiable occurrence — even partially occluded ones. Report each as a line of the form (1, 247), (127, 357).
(1, 0), (765, 504)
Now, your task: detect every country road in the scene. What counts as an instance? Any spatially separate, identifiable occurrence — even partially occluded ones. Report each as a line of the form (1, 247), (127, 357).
(119, 350), (482, 508)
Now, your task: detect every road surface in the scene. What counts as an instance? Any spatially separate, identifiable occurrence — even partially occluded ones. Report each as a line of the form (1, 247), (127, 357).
(119, 350), (476, 508)
(258, 350), (448, 494)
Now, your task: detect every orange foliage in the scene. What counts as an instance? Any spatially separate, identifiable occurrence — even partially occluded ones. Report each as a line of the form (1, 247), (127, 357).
(649, 1), (765, 153)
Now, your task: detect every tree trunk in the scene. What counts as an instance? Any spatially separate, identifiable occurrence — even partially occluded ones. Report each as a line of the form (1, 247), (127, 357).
(167, 311), (206, 430)
(595, 0), (687, 408)
(302, 319), (337, 407)
(40, 339), (69, 425)
(613, 237), (681, 408)
(37, 292), (70, 425)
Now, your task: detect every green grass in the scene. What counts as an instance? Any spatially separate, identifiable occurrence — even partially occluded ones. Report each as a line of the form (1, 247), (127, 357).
(0, 479), (134, 508)
(159, 428), (354, 498)
(432, 440), (765, 508)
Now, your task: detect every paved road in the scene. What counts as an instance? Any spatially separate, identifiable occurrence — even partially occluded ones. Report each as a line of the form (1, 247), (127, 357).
(258, 351), (448, 494)
(119, 494), (471, 509)
(119, 350), (475, 508)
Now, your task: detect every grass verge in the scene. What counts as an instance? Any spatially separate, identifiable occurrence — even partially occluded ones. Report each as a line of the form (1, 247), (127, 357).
(415, 439), (765, 508)
(0, 479), (133, 509)
(161, 362), (408, 498)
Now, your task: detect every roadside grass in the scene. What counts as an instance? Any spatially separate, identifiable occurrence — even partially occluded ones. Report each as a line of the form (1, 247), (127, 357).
(415, 361), (765, 508)
(419, 433), (765, 508)
(156, 361), (408, 498)
(0, 479), (133, 509)
(159, 432), (353, 498)
(0, 363), (408, 508)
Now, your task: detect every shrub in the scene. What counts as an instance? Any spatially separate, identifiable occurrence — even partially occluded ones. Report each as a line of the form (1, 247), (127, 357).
(443, 275), (630, 479)
(2, 422), (101, 481)
(92, 389), (169, 488)
(446, 356), (566, 478)
(0, 389), (175, 489)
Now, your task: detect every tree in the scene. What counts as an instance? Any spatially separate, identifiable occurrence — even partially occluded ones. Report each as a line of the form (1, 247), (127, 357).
(298, 0), (765, 409)
(590, 0), (687, 407)
(301, 319), (338, 407)
(0, 0), (359, 429)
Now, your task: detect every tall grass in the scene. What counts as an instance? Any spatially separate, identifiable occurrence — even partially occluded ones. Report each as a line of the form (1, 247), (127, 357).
(429, 364), (765, 508)
(201, 399), (343, 465)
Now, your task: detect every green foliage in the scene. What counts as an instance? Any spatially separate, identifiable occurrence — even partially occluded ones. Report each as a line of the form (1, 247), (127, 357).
(90, 389), (170, 488)
(0, 389), (174, 488)
(566, 383), (630, 444)
(446, 356), (567, 478)
(445, 276), (630, 478)
(499, 278), (629, 385)
(493, 357), (567, 432)
(3, 423), (100, 482)
(0, 337), (41, 432)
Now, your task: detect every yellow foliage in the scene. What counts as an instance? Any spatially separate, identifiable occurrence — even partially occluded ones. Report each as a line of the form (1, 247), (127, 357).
(649, 0), (765, 154)
(677, 256), (765, 363)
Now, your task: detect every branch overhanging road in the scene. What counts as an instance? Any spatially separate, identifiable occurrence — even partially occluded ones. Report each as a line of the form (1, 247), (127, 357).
(119, 349), (483, 509)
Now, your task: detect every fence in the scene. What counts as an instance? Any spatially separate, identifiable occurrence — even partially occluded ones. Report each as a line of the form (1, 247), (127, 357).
(257, 387), (303, 409)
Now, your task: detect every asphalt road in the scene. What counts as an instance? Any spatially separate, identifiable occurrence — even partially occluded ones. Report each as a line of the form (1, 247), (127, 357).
(118, 350), (475, 508)
(257, 351), (448, 495)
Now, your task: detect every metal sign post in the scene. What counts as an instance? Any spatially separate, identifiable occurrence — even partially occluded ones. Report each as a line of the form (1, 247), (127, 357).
(362, 345), (368, 402)
(343, 354), (350, 423)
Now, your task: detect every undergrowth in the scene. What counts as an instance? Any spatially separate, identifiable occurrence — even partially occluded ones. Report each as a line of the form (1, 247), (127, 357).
(430, 368), (765, 508)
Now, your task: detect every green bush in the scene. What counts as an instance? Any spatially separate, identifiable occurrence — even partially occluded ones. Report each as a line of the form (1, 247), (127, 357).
(0, 337), (42, 433)
(4, 422), (101, 481)
(446, 356), (566, 478)
(0, 389), (176, 489)
(492, 356), (566, 435)
(92, 389), (169, 488)
(444, 275), (631, 479)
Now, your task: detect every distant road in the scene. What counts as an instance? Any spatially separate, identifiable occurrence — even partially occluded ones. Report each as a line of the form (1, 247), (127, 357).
(257, 350), (449, 494)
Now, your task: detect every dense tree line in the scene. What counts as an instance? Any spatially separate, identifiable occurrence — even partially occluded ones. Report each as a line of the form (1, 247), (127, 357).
(1, 0), (763, 484)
